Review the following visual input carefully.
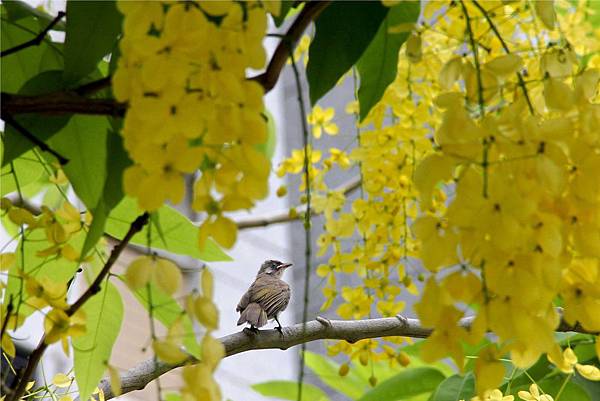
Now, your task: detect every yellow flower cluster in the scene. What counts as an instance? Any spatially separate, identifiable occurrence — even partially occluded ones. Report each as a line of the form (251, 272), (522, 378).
(182, 268), (224, 401)
(113, 1), (274, 250)
(1, 198), (91, 355)
(279, 0), (600, 390)
(412, 0), (600, 383)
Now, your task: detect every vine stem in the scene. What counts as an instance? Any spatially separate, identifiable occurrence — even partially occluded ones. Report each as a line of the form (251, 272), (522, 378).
(289, 38), (312, 401)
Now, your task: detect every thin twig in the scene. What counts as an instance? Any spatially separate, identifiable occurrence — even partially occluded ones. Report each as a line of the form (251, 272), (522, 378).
(250, 1), (330, 92)
(6, 213), (150, 401)
(0, 11), (66, 58)
(95, 312), (596, 400)
(2, 113), (69, 165)
(236, 176), (361, 229)
(288, 40), (313, 401)
(471, 0), (535, 115)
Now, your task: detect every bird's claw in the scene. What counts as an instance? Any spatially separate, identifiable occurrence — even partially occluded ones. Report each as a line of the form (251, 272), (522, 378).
(244, 326), (259, 335)
(275, 325), (283, 335)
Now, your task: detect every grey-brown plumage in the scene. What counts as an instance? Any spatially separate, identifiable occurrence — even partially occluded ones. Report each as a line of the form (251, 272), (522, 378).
(236, 260), (292, 331)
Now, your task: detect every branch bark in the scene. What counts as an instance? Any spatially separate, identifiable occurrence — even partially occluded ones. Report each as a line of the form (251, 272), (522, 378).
(96, 311), (594, 400)
(250, 1), (330, 92)
(236, 175), (361, 229)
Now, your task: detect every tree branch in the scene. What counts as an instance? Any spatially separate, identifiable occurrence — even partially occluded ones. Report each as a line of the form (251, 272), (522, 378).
(2, 113), (69, 165)
(96, 312), (595, 400)
(0, 92), (126, 117)
(1, 2), (329, 117)
(0, 11), (66, 58)
(6, 213), (150, 401)
(250, 1), (330, 92)
(236, 175), (361, 230)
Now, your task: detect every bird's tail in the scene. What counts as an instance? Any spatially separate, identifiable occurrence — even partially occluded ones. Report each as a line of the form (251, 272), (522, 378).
(237, 303), (268, 327)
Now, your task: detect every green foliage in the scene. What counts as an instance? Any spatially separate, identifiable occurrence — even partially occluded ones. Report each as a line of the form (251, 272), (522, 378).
(105, 197), (231, 262)
(132, 281), (200, 359)
(0, 8), (63, 93)
(3, 230), (84, 318)
(305, 351), (366, 399)
(510, 376), (592, 401)
(73, 282), (123, 401)
(47, 115), (109, 209)
(358, 367), (445, 401)
(3, 70), (71, 166)
(272, 1), (296, 27)
(357, 1), (420, 121)
(82, 130), (130, 257)
(252, 380), (331, 401)
(430, 373), (475, 401)
(307, 1), (389, 104)
(0, 148), (44, 196)
(63, 0), (122, 83)
(2, 0), (66, 30)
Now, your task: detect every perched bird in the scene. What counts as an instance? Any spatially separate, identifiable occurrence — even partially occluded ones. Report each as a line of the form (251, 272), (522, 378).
(236, 260), (292, 332)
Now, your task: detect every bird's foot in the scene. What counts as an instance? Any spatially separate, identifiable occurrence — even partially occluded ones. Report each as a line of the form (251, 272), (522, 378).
(244, 326), (260, 335)
(275, 325), (283, 335)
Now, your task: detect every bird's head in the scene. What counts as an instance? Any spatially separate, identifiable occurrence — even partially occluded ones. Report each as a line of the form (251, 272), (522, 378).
(258, 260), (293, 277)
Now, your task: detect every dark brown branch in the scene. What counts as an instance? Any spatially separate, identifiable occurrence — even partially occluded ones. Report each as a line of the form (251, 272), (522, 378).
(6, 213), (150, 401)
(236, 175), (361, 229)
(96, 312), (595, 400)
(0, 11), (66, 58)
(1, 92), (126, 117)
(2, 113), (69, 165)
(249, 1), (330, 92)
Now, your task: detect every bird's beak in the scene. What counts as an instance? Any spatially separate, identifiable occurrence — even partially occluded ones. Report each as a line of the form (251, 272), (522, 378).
(281, 263), (293, 268)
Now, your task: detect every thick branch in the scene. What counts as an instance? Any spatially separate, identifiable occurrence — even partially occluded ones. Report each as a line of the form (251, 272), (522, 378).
(96, 312), (593, 400)
(0, 11), (66, 57)
(250, 1), (330, 92)
(6, 213), (150, 401)
(237, 175), (361, 229)
(0, 92), (126, 117)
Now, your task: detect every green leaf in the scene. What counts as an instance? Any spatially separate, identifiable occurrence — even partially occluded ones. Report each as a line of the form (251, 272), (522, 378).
(358, 367), (445, 401)
(252, 380), (331, 401)
(430, 373), (475, 401)
(132, 281), (200, 358)
(357, 1), (420, 121)
(63, 0), (122, 83)
(2, 70), (71, 166)
(3, 1), (66, 30)
(1, 13), (63, 93)
(0, 148), (44, 196)
(3, 229), (84, 317)
(73, 282), (123, 401)
(81, 130), (130, 258)
(105, 197), (231, 262)
(255, 110), (277, 159)
(305, 351), (366, 399)
(306, 1), (389, 105)
(47, 115), (110, 210)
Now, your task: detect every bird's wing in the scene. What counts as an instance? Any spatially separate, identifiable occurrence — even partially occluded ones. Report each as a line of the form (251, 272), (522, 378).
(236, 288), (251, 312)
(251, 280), (290, 318)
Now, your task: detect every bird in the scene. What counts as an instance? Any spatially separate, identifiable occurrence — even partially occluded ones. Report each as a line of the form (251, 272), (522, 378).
(236, 260), (292, 332)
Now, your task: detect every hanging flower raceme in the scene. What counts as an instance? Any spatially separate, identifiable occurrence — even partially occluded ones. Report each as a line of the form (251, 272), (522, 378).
(114, 0), (273, 251)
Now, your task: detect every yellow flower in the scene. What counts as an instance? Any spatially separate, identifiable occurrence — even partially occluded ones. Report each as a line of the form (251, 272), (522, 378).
(124, 255), (182, 296)
(517, 384), (554, 401)
(471, 389), (514, 401)
(44, 309), (86, 345)
(307, 106), (339, 138)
